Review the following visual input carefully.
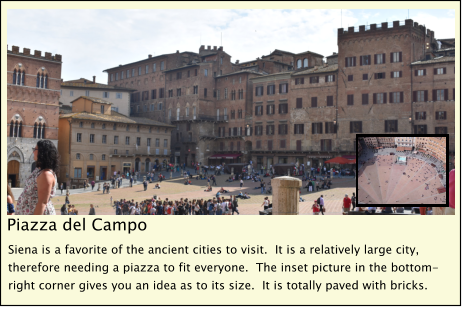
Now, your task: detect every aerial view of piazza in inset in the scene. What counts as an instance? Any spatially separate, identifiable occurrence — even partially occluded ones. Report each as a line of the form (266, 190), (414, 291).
(357, 136), (447, 205)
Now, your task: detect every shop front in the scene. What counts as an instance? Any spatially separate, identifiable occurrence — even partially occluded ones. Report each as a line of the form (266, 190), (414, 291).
(208, 153), (242, 166)
(123, 162), (131, 175)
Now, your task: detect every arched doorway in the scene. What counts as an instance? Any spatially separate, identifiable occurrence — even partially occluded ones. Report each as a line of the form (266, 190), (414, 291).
(244, 141), (252, 163)
(145, 158), (150, 172)
(135, 157), (141, 172)
(8, 160), (20, 187)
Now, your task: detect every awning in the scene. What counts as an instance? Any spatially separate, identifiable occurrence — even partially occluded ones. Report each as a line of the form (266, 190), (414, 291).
(437, 187), (446, 194)
(396, 147), (405, 151)
(404, 147), (412, 151)
(418, 149), (426, 152)
(342, 155), (356, 160)
(208, 153), (241, 160)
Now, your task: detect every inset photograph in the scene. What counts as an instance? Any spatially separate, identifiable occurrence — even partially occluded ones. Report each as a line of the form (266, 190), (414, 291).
(357, 135), (448, 206)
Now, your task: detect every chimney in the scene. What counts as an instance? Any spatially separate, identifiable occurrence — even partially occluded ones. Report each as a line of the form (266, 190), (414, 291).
(333, 52), (337, 55)
(213, 46), (217, 50)
(235, 60), (240, 64)
(176, 50), (179, 53)
(12, 45), (20, 53)
(45, 52), (52, 59)
(93, 76), (96, 83)
(148, 54), (152, 58)
(34, 50), (41, 57)
(199, 45), (205, 52)
(23, 48), (30, 55)
(207, 45), (211, 50)
(219, 46), (223, 51)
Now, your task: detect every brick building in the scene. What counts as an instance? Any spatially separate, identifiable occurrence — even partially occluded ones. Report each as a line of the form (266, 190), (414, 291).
(7, 45), (62, 187)
(415, 136), (447, 165)
(58, 96), (174, 186)
(101, 18), (455, 169)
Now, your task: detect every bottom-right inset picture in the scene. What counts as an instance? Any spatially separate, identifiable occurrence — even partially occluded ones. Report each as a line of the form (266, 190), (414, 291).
(357, 134), (449, 210)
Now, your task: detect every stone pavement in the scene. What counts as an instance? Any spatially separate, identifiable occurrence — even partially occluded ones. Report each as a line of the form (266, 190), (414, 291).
(47, 173), (356, 215)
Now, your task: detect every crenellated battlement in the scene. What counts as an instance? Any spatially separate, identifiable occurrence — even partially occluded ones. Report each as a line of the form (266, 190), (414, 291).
(8, 45), (62, 62)
(338, 19), (430, 40)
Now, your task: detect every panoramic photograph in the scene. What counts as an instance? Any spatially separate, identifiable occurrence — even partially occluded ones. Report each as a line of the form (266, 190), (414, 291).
(6, 9), (455, 215)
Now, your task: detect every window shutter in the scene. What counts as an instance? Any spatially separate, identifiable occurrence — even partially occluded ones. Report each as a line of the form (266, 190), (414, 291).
(399, 52), (402, 62)
(423, 112), (426, 120)
(413, 91), (417, 102)
(312, 97), (317, 108)
(312, 123), (315, 134)
(382, 72), (386, 79)
(350, 122), (354, 133)
(301, 77), (304, 84)
(285, 83), (288, 92)
(297, 98), (302, 108)
(390, 72), (394, 78)
(432, 90), (437, 101)
(353, 57), (356, 66)
(266, 125), (269, 135)
(382, 53), (386, 63)
(325, 75), (328, 82)
(297, 140), (301, 151)
(435, 112), (439, 120)
(399, 71), (402, 77)
(250, 127), (253, 136)
(267, 86), (270, 95)
(434, 68), (437, 75)
(255, 87), (258, 96)
(278, 84), (282, 93)
(383, 93), (387, 104)
(424, 90), (428, 102)
(444, 89), (449, 101)
(400, 92), (404, 103)
(316, 76), (319, 83)
(229, 128), (231, 136)
(389, 92), (393, 103)
(385, 120), (388, 132)
(414, 69), (418, 76)
(360, 56), (363, 66)
(390, 52), (394, 63)
(374, 54), (377, 64)
(443, 67), (447, 74)
(373, 93), (377, 104)
(345, 58), (348, 67)
(395, 120), (398, 132)
(423, 69), (426, 76)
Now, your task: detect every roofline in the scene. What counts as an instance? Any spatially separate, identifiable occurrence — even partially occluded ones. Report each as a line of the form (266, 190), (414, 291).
(295, 51), (324, 58)
(60, 84), (137, 92)
(69, 96), (113, 105)
(102, 53), (173, 72)
(215, 70), (264, 78)
(410, 59), (455, 66)
(60, 111), (176, 127)
(7, 51), (63, 64)
(164, 64), (202, 73)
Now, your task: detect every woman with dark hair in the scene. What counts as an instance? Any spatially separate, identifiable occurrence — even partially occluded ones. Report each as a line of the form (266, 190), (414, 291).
(16, 140), (60, 215)
(7, 184), (15, 215)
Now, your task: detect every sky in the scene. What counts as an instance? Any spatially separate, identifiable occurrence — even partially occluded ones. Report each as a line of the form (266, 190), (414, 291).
(7, 9), (456, 84)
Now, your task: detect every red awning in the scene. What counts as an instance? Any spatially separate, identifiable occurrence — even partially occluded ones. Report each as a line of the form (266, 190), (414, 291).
(342, 155), (356, 160)
(404, 147), (412, 151)
(396, 147), (405, 151)
(437, 187), (446, 194)
(208, 153), (241, 159)
(325, 157), (353, 164)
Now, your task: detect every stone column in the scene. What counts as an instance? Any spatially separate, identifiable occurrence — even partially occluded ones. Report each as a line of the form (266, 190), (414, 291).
(271, 176), (302, 215)
(170, 171), (173, 179)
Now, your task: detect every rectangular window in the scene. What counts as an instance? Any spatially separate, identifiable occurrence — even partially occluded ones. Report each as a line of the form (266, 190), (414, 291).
(160, 61), (164, 71)
(255, 105), (263, 116)
(345, 57), (356, 67)
(325, 75), (335, 82)
(204, 69), (208, 76)
(385, 120), (398, 133)
(414, 125), (427, 134)
(434, 67), (447, 75)
(255, 125), (263, 136)
(266, 104), (275, 115)
(177, 88), (181, 96)
(268, 140), (273, 151)
(374, 93), (387, 104)
(348, 75), (353, 82)
(347, 94), (354, 106)
(255, 86), (264, 96)
(363, 73), (368, 80)
(147, 138), (151, 147)
(360, 55), (371, 66)
(310, 76), (319, 84)
(132, 69), (135, 77)
(115, 73), (118, 80)
(312, 123), (323, 134)
(391, 71), (402, 78)
(195, 69), (198, 76)
(77, 133), (82, 142)
(103, 92), (109, 98)
(110, 74), (114, 82)
(375, 72), (385, 79)
(102, 135), (107, 144)
(90, 134), (95, 143)
(326, 96), (333, 106)
(435, 127), (448, 134)
(100, 105), (104, 114)
(391, 52), (402, 63)
(153, 63), (156, 72)
(79, 122), (83, 128)
(70, 91), (74, 96)
(311, 97), (318, 108)
(114, 136), (119, 144)
(362, 93), (369, 105)
(74, 168), (82, 178)
(164, 139), (168, 148)
(434, 89), (447, 101)
(125, 136), (130, 145)
(138, 67), (142, 75)
(279, 104), (288, 114)
(114, 149), (117, 155)
(435, 111), (447, 120)
(256, 140), (261, 149)
(296, 98), (302, 109)
(390, 92), (404, 103)
(350, 121), (362, 133)
(375, 53), (385, 64)
(136, 137), (141, 146)
(415, 112), (426, 120)
(416, 69), (426, 76)
(204, 88), (207, 97)
(238, 109), (243, 119)
(85, 90), (90, 97)
(325, 122), (336, 134)
(116, 93), (122, 99)
(155, 139), (160, 147)
(267, 84), (275, 95)
(278, 124), (288, 135)
(321, 139), (332, 151)
(294, 124), (304, 134)
(295, 77), (305, 85)
(121, 71), (124, 79)
(279, 83), (288, 93)
(217, 90), (220, 100)
(280, 140), (286, 148)
(127, 70), (130, 78)
(224, 88), (228, 99)
(414, 90), (428, 102)
(266, 125), (275, 135)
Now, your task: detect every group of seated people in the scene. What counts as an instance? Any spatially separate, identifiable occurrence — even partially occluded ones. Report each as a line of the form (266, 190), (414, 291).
(154, 183), (161, 189)
(236, 191), (251, 199)
(204, 186), (213, 192)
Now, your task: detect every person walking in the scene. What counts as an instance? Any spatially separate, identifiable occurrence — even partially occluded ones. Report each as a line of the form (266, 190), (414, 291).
(212, 176), (217, 186)
(260, 181), (265, 194)
(351, 192), (356, 211)
(16, 140), (59, 215)
(91, 180), (95, 190)
(261, 197), (270, 210)
(240, 179), (243, 189)
(319, 195), (325, 215)
(89, 204), (96, 215)
(143, 180), (148, 191)
(115, 202), (122, 215)
(83, 181), (86, 191)
(60, 183), (64, 195)
(342, 194), (351, 215)
(231, 196), (239, 215)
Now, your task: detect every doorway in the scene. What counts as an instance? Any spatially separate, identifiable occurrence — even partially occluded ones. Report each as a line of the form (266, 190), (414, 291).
(8, 160), (20, 187)
(100, 166), (107, 180)
(87, 166), (95, 181)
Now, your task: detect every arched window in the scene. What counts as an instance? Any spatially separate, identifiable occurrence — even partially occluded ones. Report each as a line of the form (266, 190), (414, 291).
(17, 71), (21, 85)
(186, 107), (189, 117)
(36, 73), (40, 87)
(193, 106), (196, 118)
(40, 74), (44, 88)
(297, 59), (302, 69)
(42, 123), (46, 138)
(44, 75), (48, 88)
(18, 121), (22, 137)
(303, 58), (308, 67)
(176, 108), (180, 120)
(33, 123), (37, 138)
(22, 71), (25, 86)
(12, 70), (17, 84)
(9, 121), (14, 137)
